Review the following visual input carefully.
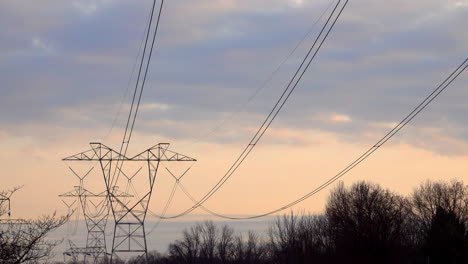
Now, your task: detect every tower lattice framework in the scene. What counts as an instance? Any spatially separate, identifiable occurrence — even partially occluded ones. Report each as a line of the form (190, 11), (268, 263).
(64, 142), (196, 262)
(60, 183), (131, 263)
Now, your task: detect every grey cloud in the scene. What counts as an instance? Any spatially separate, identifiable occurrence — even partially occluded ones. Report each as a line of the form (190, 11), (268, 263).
(0, 0), (467, 155)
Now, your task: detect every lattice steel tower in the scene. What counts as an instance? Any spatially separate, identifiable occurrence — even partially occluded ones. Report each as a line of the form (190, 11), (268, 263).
(64, 142), (196, 262)
(60, 167), (132, 263)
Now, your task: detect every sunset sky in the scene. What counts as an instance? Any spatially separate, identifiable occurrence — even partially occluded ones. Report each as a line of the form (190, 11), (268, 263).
(0, 0), (467, 221)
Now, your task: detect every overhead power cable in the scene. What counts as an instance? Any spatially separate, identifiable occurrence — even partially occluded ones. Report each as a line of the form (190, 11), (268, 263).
(163, 56), (468, 220)
(147, 181), (178, 234)
(146, 165), (194, 234)
(102, 8), (154, 142)
(111, 0), (165, 188)
(145, 0), (337, 225)
(159, 0), (349, 219)
(180, 0), (337, 148)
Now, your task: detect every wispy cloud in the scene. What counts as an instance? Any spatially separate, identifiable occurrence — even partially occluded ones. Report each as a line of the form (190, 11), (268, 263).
(72, 0), (114, 15)
(1, 0), (468, 225)
(73, 1), (98, 15)
(140, 102), (172, 112)
(454, 1), (468, 7)
(32, 37), (55, 54)
(0, 0), (467, 157)
(329, 114), (352, 123)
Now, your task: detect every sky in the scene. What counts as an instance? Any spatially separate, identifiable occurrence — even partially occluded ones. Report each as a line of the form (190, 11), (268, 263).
(0, 0), (467, 228)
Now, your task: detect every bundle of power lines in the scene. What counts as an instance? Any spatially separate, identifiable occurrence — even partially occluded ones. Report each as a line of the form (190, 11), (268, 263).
(106, 0), (467, 224)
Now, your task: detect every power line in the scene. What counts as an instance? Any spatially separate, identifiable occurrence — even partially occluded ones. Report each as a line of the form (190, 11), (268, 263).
(101, 8), (154, 142)
(162, 56), (468, 220)
(147, 181), (177, 234)
(179, 0), (337, 148)
(159, 0), (349, 219)
(111, 0), (165, 188)
(146, 165), (194, 234)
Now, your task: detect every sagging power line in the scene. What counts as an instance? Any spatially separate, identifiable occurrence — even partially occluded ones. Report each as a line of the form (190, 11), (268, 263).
(158, 0), (350, 220)
(159, 56), (468, 220)
(58, 0), (468, 261)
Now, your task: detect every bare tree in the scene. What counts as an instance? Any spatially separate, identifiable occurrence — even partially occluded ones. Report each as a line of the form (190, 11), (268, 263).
(199, 221), (217, 262)
(411, 180), (468, 229)
(411, 180), (468, 263)
(0, 212), (69, 264)
(168, 223), (202, 263)
(126, 180), (468, 264)
(168, 221), (267, 264)
(325, 181), (411, 263)
(268, 212), (301, 263)
(244, 231), (265, 263)
(232, 234), (244, 263)
(232, 232), (266, 264)
(217, 224), (234, 263)
(268, 211), (328, 264)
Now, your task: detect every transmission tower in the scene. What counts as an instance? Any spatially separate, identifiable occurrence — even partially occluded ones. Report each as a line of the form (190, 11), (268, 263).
(61, 162), (133, 263)
(60, 185), (133, 264)
(64, 142), (196, 262)
(60, 186), (109, 264)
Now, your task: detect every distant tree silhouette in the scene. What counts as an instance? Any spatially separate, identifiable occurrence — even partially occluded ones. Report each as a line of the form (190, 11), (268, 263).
(217, 224), (234, 262)
(325, 181), (411, 264)
(50, 179), (467, 264)
(199, 221), (217, 262)
(424, 207), (466, 264)
(411, 180), (468, 263)
(267, 212), (328, 264)
(168, 222), (202, 263)
(168, 221), (266, 264)
(127, 251), (167, 264)
(232, 231), (266, 264)
(411, 180), (467, 229)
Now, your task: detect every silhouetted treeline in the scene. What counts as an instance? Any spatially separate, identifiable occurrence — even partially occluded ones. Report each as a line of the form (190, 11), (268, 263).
(61, 180), (468, 264)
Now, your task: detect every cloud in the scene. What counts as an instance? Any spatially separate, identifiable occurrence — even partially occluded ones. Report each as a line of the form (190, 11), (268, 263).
(3, 0), (468, 240)
(72, 0), (114, 15)
(0, 0), (467, 158)
(290, 0), (305, 7)
(140, 102), (172, 112)
(73, 1), (98, 15)
(329, 114), (352, 123)
(31, 37), (55, 54)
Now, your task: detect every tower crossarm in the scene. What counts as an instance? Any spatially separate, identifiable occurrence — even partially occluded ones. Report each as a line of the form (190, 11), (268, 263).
(63, 143), (129, 161)
(59, 187), (96, 198)
(131, 143), (197, 162)
(63, 142), (197, 162)
(59, 187), (132, 198)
